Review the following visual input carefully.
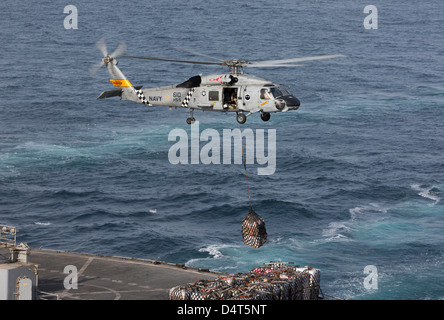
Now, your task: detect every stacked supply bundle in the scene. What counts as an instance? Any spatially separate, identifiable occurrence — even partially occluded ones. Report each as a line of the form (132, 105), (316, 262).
(169, 263), (320, 300)
(242, 209), (267, 248)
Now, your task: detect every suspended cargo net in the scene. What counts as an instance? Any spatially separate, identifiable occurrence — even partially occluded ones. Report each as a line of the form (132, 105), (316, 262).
(169, 263), (321, 300)
(235, 122), (268, 248)
(242, 209), (267, 248)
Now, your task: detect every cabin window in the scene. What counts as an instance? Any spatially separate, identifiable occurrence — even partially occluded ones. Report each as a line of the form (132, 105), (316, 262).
(209, 91), (219, 101)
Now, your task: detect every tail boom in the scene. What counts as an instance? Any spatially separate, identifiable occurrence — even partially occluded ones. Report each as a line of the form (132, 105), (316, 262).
(98, 56), (151, 106)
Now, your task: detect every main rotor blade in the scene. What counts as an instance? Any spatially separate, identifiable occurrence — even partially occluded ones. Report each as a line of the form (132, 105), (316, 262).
(173, 47), (225, 62)
(110, 42), (127, 58)
(251, 54), (346, 66)
(95, 38), (107, 57)
(247, 64), (304, 68)
(120, 55), (223, 65)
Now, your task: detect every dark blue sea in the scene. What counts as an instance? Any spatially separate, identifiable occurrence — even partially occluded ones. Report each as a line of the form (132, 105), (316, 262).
(1, 0), (443, 300)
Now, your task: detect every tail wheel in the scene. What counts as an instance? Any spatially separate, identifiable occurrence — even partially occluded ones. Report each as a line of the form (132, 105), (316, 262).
(186, 117), (195, 125)
(236, 113), (247, 124)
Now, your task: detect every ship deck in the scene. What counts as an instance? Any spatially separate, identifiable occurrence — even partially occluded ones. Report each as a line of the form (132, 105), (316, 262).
(29, 248), (222, 300)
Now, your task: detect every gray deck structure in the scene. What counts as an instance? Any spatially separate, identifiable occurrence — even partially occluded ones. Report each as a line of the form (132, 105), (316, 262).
(29, 249), (222, 300)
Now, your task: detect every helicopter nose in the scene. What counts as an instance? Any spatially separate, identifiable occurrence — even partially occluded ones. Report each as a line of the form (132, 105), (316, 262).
(283, 95), (300, 108)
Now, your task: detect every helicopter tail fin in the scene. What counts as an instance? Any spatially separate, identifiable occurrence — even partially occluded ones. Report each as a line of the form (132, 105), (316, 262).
(97, 57), (152, 106)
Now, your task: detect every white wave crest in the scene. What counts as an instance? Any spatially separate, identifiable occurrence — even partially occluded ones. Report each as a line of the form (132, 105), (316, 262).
(34, 222), (51, 226)
(321, 222), (352, 242)
(198, 244), (225, 259)
(349, 203), (388, 220)
(185, 244), (234, 267)
(411, 184), (441, 205)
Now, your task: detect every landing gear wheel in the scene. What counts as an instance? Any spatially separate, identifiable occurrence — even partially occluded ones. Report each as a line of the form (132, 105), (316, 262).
(186, 108), (195, 125)
(236, 113), (247, 124)
(261, 112), (270, 122)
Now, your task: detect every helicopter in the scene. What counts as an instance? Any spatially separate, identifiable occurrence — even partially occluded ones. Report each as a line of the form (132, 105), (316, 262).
(91, 39), (345, 124)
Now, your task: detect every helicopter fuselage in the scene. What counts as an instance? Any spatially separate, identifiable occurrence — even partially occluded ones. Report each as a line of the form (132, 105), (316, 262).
(98, 56), (301, 124)
(138, 73), (300, 122)
(94, 40), (344, 124)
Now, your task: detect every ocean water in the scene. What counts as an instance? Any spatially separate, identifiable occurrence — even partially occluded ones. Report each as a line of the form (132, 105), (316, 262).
(1, 0), (443, 300)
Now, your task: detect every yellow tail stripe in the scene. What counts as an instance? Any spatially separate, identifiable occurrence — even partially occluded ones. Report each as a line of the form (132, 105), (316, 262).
(110, 79), (132, 87)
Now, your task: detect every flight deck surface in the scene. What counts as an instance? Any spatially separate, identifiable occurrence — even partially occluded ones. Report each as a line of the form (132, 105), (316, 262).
(29, 249), (221, 300)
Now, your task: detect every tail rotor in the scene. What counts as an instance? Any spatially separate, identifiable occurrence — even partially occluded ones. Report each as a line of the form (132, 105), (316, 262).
(89, 38), (127, 76)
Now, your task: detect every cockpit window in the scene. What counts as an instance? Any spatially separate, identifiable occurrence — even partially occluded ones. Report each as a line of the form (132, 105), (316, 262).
(269, 86), (288, 98)
(279, 86), (290, 96)
(260, 88), (271, 100)
(262, 86), (289, 99)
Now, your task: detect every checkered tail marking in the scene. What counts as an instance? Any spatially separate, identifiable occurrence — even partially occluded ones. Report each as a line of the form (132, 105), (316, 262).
(135, 89), (152, 106)
(181, 88), (195, 108)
